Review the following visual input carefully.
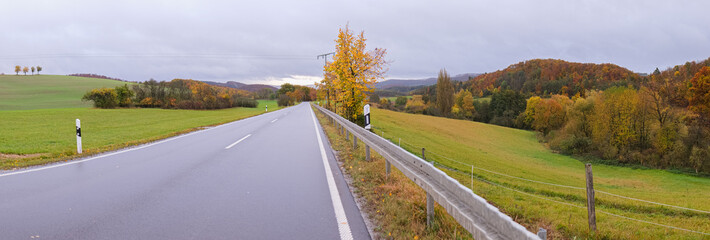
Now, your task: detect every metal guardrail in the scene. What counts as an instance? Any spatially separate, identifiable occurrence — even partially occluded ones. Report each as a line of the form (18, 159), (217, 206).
(313, 104), (541, 240)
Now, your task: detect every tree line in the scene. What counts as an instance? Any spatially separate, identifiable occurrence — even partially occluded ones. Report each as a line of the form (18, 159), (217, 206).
(82, 79), (257, 109)
(375, 58), (710, 174)
(13, 65), (42, 75)
(275, 83), (317, 107)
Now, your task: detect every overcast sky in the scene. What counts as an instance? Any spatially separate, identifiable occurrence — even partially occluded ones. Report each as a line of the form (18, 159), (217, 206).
(1, 0), (709, 85)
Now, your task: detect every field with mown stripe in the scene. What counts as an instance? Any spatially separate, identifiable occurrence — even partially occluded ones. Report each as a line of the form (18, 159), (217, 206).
(370, 107), (710, 239)
(0, 75), (133, 110)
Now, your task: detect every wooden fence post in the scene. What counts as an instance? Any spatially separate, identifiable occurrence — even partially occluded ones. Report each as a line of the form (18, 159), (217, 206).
(585, 163), (597, 232)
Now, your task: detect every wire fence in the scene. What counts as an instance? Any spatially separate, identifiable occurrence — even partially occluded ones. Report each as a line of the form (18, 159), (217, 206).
(370, 126), (710, 236)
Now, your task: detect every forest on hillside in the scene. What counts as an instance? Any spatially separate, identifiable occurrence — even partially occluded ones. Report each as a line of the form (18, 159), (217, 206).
(469, 59), (642, 97)
(374, 58), (710, 174)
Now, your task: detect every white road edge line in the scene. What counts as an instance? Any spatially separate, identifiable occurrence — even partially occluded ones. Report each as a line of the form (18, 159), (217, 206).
(224, 134), (251, 149)
(0, 129), (205, 178)
(271, 118), (278, 123)
(310, 106), (353, 240)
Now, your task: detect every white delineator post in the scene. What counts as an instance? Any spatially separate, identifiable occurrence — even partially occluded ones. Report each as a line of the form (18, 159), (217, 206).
(76, 119), (82, 154)
(363, 104), (371, 130)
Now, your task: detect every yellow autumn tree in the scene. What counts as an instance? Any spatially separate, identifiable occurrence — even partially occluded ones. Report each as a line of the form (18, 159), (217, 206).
(322, 25), (387, 122)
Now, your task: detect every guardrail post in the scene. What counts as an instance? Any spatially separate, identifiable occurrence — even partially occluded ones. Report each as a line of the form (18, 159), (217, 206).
(365, 145), (370, 161)
(537, 228), (547, 240)
(585, 163), (597, 233)
(385, 160), (391, 177)
(353, 135), (357, 149)
(422, 148), (426, 160)
(426, 192), (434, 228)
(346, 130), (350, 141)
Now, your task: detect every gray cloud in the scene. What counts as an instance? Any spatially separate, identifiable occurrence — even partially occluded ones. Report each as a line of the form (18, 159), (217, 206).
(1, 0), (708, 85)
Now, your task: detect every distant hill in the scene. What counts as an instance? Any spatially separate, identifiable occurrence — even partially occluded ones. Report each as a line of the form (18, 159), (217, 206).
(0, 75), (133, 110)
(468, 59), (641, 96)
(376, 73), (479, 89)
(203, 81), (278, 92)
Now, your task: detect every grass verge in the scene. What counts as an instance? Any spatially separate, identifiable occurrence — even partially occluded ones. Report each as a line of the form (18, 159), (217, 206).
(0, 100), (281, 170)
(313, 106), (473, 240)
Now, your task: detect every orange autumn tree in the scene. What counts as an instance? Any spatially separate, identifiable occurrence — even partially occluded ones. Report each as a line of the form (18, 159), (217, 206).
(322, 25), (387, 123)
(689, 66), (710, 123)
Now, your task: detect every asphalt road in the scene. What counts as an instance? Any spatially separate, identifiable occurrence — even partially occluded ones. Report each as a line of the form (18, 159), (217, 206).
(0, 103), (370, 240)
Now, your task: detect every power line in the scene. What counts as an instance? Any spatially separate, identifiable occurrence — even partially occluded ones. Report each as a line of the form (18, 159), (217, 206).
(0, 53), (314, 60)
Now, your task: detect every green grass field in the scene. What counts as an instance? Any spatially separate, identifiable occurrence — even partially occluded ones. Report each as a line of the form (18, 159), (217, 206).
(0, 74), (282, 169)
(0, 75), (132, 110)
(0, 100), (280, 169)
(370, 108), (710, 239)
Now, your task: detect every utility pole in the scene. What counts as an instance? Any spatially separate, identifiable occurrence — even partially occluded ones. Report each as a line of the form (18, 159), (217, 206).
(317, 52), (335, 108)
(317, 52), (335, 66)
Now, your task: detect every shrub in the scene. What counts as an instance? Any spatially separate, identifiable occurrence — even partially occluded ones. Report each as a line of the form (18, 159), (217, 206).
(82, 88), (118, 108)
(405, 95), (426, 114)
(277, 94), (294, 106)
(234, 98), (258, 108)
(114, 84), (134, 107)
(379, 98), (391, 109)
(395, 96), (408, 107)
(369, 93), (380, 103)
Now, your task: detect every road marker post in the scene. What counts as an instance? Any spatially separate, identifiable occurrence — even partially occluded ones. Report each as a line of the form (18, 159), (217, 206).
(363, 104), (371, 130)
(76, 119), (82, 154)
